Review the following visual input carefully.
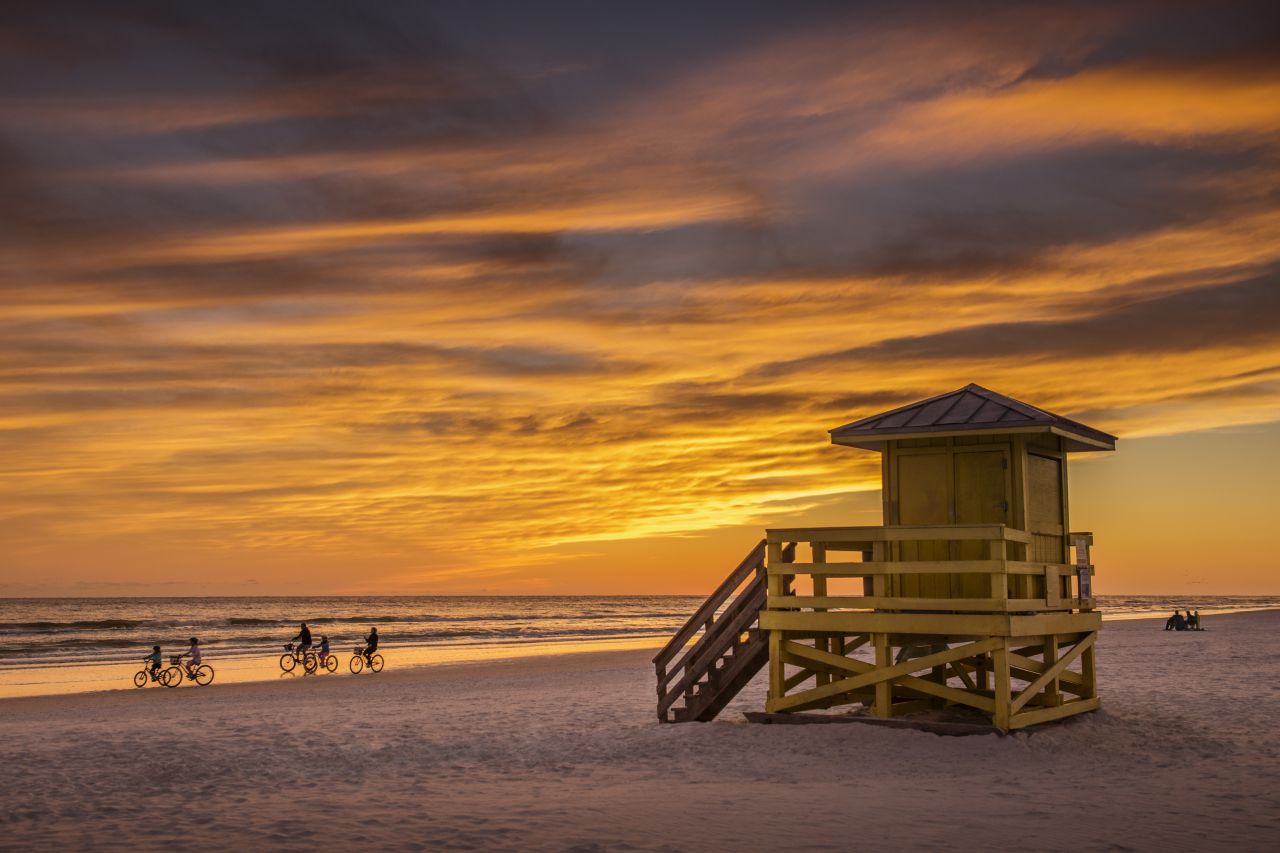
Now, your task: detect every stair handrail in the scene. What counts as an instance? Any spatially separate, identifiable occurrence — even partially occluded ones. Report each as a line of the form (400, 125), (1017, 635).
(654, 541), (795, 721)
(656, 581), (769, 718)
(652, 539), (766, 670)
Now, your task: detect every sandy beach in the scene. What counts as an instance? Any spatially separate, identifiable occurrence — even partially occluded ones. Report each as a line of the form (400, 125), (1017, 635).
(2, 610), (1277, 852)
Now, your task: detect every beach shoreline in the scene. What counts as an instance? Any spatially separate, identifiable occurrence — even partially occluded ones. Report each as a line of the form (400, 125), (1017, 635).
(5, 604), (1276, 702)
(3, 609), (1278, 851)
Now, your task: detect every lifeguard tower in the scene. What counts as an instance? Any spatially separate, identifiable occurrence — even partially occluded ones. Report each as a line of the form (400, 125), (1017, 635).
(654, 384), (1115, 732)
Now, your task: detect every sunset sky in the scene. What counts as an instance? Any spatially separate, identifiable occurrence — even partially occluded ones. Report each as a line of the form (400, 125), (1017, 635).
(2, 1), (1278, 596)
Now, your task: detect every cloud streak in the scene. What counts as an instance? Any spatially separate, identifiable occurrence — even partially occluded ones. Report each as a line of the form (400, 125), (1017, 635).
(1, 0), (1278, 592)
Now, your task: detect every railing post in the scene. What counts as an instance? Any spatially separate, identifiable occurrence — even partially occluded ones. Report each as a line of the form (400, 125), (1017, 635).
(811, 543), (829, 687)
(766, 540), (785, 702)
(989, 536), (1008, 605)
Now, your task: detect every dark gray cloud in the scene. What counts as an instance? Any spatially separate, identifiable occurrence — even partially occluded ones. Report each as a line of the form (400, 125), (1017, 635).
(753, 267), (1280, 377)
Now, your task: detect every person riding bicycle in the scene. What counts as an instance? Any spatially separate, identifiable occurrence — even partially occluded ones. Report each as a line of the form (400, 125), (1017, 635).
(361, 627), (378, 662)
(178, 637), (201, 676)
(144, 645), (162, 680)
(318, 635), (330, 666)
(291, 622), (312, 656)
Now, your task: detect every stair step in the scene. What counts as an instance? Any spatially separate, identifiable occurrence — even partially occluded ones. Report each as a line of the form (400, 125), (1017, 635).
(655, 539), (793, 724)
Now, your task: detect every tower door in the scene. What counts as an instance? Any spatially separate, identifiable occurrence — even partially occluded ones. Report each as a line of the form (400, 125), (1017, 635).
(953, 449), (1010, 525)
(952, 448), (1011, 597)
(1026, 452), (1066, 563)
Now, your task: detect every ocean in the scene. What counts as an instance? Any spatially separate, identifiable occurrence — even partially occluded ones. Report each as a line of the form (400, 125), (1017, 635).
(2, 595), (1278, 670)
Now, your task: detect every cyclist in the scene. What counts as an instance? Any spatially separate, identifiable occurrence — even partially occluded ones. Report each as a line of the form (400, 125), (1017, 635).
(143, 645), (162, 681)
(318, 635), (330, 668)
(291, 622), (312, 656)
(178, 637), (202, 677)
(361, 627), (378, 663)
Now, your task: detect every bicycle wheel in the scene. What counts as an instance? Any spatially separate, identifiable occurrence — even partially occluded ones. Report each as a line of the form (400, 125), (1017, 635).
(349, 654), (364, 674)
(324, 655), (338, 673)
(133, 670), (148, 688)
(369, 654), (384, 673)
(193, 665), (215, 686)
(163, 666), (183, 687)
(157, 668), (170, 687)
(303, 653), (318, 674)
(279, 653), (296, 672)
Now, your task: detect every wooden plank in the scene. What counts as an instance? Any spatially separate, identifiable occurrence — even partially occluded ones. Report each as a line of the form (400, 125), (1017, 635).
(1007, 651), (1086, 685)
(761, 610), (1012, 636)
(1009, 612), (1101, 636)
(950, 659), (978, 691)
(770, 638), (1001, 713)
(743, 711), (1003, 737)
(1010, 633), (1095, 714)
(873, 633), (891, 717)
(653, 539), (764, 667)
(781, 639), (872, 676)
(768, 594), (1017, 612)
(1005, 561), (1072, 576)
(1009, 697), (1100, 729)
(769, 560), (1008, 577)
(992, 639), (1011, 731)
(783, 668), (815, 691)
(767, 525), (1032, 544)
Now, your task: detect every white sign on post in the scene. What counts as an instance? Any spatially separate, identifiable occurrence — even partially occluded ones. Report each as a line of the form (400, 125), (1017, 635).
(1072, 534), (1092, 600)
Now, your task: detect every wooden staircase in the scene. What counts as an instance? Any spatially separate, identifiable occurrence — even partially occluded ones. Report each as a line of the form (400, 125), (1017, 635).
(654, 540), (794, 723)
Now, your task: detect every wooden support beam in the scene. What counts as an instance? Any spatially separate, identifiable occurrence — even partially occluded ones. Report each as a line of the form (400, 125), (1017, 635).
(1009, 697), (1100, 729)
(783, 668), (815, 692)
(993, 639), (1011, 731)
(1007, 651), (1086, 686)
(874, 633), (891, 718)
(770, 638), (1001, 714)
(950, 659), (977, 691)
(1010, 633), (1096, 715)
(1081, 638), (1098, 700)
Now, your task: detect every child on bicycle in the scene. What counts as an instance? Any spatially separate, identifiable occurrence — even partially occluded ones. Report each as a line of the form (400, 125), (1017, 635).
(179, 637), (201, 677)
(362, 627), (378, 662)
(144, 645), (162, 681)
(318, 635), (330, 667)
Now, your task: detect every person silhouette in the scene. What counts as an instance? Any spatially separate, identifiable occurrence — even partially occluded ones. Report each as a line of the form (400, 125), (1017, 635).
(291, 622), (312, 654)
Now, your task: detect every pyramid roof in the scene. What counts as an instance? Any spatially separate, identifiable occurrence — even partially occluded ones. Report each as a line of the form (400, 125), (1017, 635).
(829, 384), (1116, 452)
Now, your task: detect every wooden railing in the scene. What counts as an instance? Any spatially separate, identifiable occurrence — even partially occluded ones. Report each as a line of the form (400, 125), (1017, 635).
(764, 524), (1095, 615)
(654, 540), (794, 722)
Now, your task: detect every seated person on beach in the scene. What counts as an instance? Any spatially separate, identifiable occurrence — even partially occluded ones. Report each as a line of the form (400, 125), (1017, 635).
(318, 635), (330, 665)
(291, 622), (312, 654)
(1187, 611), (1199, 630)
(144, 645), (162, 678)
(1165, 611), (1187, 631)
(1192, 610), (1202, 630)
(362, 627), (378, 661)
(179, 637), (201, 673)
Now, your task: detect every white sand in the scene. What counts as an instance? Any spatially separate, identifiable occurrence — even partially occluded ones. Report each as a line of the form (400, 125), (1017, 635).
(1, 610), (1277, 852)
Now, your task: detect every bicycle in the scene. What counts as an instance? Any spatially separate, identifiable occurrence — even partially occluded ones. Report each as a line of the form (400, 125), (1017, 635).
(349, 646), (384, 674)
(178, 656), (216, 686)
(132, 661), (172, 688)
(279, 643), (318, 674)
(315, 650), (339, 674)
(160, 655), (187, 687)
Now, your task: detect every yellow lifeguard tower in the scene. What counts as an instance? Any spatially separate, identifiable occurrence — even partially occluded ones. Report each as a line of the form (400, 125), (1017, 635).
(654, 384), (1115, 732)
